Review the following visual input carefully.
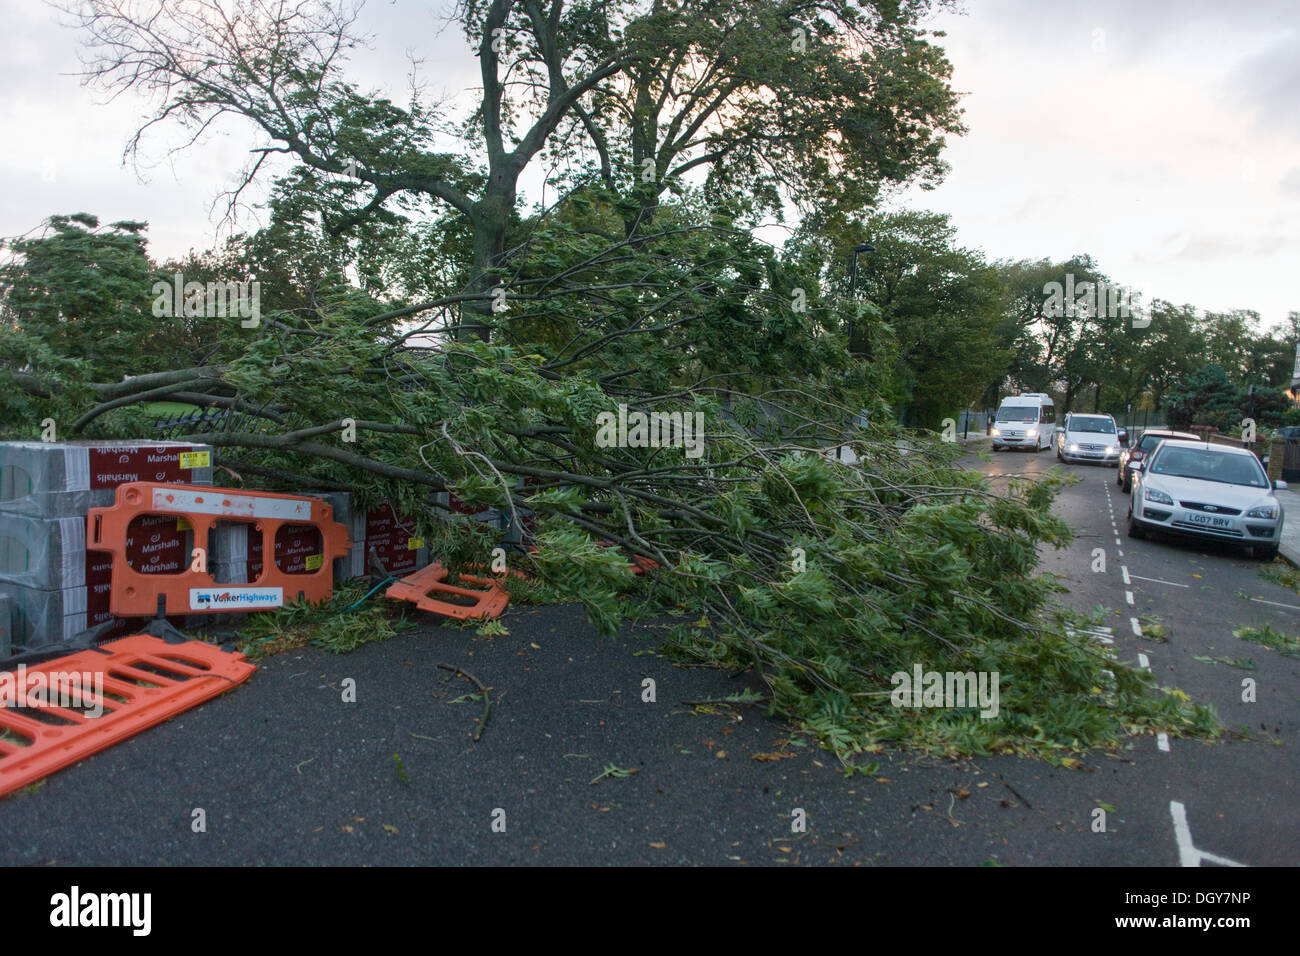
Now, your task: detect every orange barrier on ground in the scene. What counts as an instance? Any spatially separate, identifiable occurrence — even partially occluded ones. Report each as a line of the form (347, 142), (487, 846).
(0, 635), (255, 797)
(386, 562), (512, 621)
(88, 483), (351, 616)
(592, 541), (659, 574)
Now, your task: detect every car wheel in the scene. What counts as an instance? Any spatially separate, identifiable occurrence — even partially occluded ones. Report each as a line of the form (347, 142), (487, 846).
(1255, 544), (1280, 561)
(1121, 476), (1132, 494)
(1127, 509), (1145, 539)
(1116, 468), (1123, 486)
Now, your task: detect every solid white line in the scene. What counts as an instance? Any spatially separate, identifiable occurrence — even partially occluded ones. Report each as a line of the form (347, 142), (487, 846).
(1170, 801), (1199, 866)
(1249, 596), (1300, 612)
(1137, 653), (1149, 669)
(1128, 574), (1190, 588)
(1169, 801), (1246, 867)
(1121, 566), (1131, 585)
(1157, 733), (1170, 752)
(1125, 590), (1135, 605)
(1130, 617), (1142, 636)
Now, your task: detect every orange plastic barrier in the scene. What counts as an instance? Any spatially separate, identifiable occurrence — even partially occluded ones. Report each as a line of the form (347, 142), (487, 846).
(0, 635), (255, 797)
(386, 562), (512, 621)
(88, 483), (351, 616)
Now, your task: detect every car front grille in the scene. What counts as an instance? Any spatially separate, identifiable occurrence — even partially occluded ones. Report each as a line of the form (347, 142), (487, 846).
(1179, 501), (1241, 516)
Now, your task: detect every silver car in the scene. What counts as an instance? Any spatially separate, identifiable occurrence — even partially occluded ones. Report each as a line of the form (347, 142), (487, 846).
(1127, 439), (1286, 559)
(1057, 413), (1122, 466)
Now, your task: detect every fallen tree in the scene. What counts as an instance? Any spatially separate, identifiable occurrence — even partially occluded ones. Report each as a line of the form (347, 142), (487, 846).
(0, 0), (1218, 758)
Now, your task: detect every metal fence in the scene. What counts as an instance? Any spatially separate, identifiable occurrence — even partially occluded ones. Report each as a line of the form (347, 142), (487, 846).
(151, 405), (267, 440)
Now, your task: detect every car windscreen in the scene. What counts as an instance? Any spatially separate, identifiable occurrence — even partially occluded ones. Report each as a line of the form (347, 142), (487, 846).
(1137, 434), (1169, 452)
(1069, 418), (1116, 434)
(1148, 447), (1268, 488)
(997, 406), (1038, 422)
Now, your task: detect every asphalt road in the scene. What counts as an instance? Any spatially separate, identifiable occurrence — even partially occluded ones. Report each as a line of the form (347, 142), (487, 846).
(0, 446), (1296, 865)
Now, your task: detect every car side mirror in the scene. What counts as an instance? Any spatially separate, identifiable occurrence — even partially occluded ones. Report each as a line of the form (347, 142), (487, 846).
(1275, 479), (1288, 490)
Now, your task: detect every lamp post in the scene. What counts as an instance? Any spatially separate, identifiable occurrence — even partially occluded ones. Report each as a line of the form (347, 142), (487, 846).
(846, 242), (875, 353)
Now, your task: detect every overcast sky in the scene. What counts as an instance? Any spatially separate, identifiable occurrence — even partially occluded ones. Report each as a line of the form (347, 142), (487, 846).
(2, 0), (1297, 329)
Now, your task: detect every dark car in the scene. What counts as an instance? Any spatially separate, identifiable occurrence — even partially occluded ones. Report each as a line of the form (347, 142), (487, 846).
(1117, 429), (1200, 492)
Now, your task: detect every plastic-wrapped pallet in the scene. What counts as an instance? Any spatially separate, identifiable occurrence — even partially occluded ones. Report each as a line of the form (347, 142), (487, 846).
(0, 514), (88, 590)
(0, 583), (88, 647)
(0, 441), (214, 517)
(364, 501), (428, 576)
(0, 592), (11, 658)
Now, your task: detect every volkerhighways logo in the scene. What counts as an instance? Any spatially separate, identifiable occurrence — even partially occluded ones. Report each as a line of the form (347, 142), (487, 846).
(0, 666), (103, 719)
(595, 403), (706, 459)
(890, 665), (1000, 719)
(50, 887), (151, 936)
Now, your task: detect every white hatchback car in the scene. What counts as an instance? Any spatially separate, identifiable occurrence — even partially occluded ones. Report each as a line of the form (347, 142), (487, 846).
(1127, 439), (1286, 559)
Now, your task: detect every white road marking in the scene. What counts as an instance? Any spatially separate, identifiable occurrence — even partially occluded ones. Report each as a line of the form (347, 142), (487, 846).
(1121, 566), (1131, 585)
(1137, 653), (1149, 669)
(1067, 626), (1114, 645)
(1130, 617), (1143, 636)
(1125, 590), (1135, 605)
(1157, 733), (1170, 752)
(1115, 537), (1121, 545)
(1249, 596), (1300, 612)
(1169, 801), (1246, 867)
(1128, 573), (1189, 588)
(1117, 549), (1123, 558)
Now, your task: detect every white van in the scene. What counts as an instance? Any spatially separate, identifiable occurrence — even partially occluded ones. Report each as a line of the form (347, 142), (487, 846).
(991, 393), (1056, 452)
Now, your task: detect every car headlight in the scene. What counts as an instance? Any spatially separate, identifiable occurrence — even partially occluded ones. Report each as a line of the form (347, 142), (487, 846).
(1105, 445), (1118, 454)
(1026, 428), (1037, 437)
(1144, 487), (1174, 505)
(1068, 443), (1079, 452)
(1246, 504), (1278, 519)
(991, 427), (1000, 436)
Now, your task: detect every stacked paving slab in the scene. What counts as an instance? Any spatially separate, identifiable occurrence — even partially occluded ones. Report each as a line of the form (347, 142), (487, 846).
(0, 441), (213, 656)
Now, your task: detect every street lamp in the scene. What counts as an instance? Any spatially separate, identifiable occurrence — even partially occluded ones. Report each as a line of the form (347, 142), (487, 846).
(846, 242), (875, 353)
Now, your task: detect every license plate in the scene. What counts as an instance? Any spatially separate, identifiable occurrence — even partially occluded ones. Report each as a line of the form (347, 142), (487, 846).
(1185, 513), (1232, 529)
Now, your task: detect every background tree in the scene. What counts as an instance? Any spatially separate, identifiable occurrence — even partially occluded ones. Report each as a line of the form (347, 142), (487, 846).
(847, 210), (1007, 427)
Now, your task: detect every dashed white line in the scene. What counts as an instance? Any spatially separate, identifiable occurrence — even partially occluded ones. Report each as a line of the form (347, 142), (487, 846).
(1137, 653), (1150, 669)
(1169, 801), (1246, 867)
(1121, 566), (1131, 585)
(1130, 617), (1143, 637)
(1125, 590), (1135, 605)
